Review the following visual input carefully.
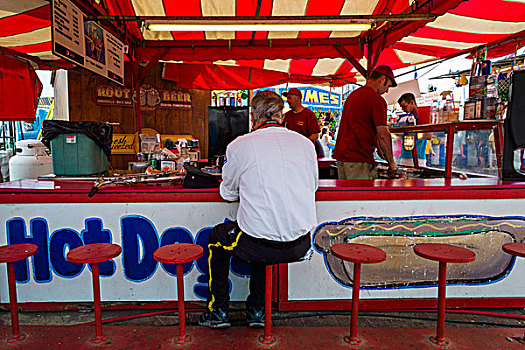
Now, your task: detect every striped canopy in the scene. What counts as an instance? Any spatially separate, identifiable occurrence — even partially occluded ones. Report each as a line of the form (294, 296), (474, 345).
(1, 0), (524, 89)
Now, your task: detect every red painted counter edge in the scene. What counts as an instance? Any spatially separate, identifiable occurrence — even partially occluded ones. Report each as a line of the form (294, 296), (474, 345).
(2, 178), (525, 203)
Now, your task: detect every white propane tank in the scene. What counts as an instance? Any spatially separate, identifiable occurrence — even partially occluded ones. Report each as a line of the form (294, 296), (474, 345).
(9, 140), (54, 181)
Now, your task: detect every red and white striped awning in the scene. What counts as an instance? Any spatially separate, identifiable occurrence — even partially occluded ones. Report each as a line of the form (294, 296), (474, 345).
(0, 0), (524, 88)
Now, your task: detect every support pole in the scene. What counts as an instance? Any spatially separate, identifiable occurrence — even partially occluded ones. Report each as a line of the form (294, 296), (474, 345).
(91, 263), (106, 344)
(6, 262), (25, 343)
(431, 261), (450, 347)
(344, 262), (362, 346)
(132, 48), (142, 135)
(259, 265), (277, 345)
(445, 125), (455, 178)
(175, 263), (191, 345)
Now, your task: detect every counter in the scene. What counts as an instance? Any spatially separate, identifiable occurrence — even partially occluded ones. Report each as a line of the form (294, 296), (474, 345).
(1, 178), (525, 310)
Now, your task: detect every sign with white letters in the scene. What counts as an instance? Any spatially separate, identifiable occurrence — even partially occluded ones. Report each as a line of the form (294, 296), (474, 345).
(52, 0), (124, 85)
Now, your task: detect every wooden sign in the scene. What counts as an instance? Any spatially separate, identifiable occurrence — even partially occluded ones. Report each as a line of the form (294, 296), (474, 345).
(95, 84), (192, 112)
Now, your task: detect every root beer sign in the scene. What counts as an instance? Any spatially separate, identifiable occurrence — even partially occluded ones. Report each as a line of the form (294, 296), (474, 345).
(95, 84), (192, 112)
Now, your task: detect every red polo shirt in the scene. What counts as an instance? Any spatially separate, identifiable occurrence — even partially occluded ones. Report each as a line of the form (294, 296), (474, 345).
(334, 86), (387, 163)
(283, 108), (321, 138)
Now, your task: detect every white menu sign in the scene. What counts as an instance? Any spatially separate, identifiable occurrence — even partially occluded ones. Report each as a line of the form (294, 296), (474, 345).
(52, 0), (124, 85)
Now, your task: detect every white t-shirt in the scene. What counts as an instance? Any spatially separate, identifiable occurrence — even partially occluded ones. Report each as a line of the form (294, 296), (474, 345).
(220, 126), (318, 242)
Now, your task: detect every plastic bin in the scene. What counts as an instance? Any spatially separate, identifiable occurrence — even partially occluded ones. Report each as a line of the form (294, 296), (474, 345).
(50, 133), (109, 175)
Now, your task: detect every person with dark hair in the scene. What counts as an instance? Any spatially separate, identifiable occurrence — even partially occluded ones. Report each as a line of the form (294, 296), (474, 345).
(397, 93), (432, 166)
(334, 65), (399, 179)
(282, 88), (323, 157)
(199, 91), (318, 329)
(397, 92), (428, 166)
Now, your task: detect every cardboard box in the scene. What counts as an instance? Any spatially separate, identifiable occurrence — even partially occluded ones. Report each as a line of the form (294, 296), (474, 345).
(481, 97), (498, 119)
(188, 150), (200, 162)
(160, 160), (176, 172)
(475, 99), (483, 119)
(140, 134), (157, 154)
(464, 101), (477, 120)
(469, 76), (487, 99)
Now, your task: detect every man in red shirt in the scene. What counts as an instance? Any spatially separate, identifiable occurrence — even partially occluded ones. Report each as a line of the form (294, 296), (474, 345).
(283, 88), (321, 142)
(334, 65), (399, 179)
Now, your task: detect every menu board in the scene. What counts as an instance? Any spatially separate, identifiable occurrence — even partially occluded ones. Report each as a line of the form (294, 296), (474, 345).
(51, 0), (124, 85)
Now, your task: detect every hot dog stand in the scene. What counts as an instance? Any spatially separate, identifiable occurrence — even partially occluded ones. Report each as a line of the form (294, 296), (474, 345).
(1, 0), (525, 311)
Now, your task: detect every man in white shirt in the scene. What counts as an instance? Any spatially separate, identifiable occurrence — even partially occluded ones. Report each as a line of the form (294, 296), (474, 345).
(199, 91), (318, 328)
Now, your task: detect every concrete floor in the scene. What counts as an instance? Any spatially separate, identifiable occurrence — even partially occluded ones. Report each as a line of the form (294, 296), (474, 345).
(1, 303), (525, 349)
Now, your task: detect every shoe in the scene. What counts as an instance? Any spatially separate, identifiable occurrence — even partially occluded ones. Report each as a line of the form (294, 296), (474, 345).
(246, 306), (265, 328)
(198, 308), (231, 328)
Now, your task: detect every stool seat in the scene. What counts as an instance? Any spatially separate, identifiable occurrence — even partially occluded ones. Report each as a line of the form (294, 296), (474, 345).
(154, 243), (203, 264)
(414, 243), (476, 263)
(502, 242), (525, 258)
(67, 243), (121, 264)
(0, 244), (38, 263)
(331, 243), (386, 264)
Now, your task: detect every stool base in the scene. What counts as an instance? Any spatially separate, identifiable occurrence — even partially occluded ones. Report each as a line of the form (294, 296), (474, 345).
(90, 335), (108, 345)
(172, 334), (192, 345)
(7, 333), (26, 344)
(343, 335), (362, 346)
(429, 336), (450, 347)
(258, 334), (277, 346)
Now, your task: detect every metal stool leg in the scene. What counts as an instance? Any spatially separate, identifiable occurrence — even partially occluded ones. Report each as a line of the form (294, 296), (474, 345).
(6, 262), (26, 344)
(259, 265), (276, 345)
(344, 262), (362, 346)
(430, 261), (450, 347)
(90, 263), (107, 345)
(174, 263), (191, 345)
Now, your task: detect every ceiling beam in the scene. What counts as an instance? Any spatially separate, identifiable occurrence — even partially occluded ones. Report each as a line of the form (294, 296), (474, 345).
(334, 45), (367, 78)
(88, 14), (435, 23)
(144, 37), (360, 48)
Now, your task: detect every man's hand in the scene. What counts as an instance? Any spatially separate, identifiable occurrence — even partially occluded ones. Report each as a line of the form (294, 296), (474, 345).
(387, 164), (400, 178)
(376, 125), (398, 175)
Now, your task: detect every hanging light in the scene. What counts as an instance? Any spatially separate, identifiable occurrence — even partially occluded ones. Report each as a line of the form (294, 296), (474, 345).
(147, 22), (373, 32)
(145, 17), (374, 32)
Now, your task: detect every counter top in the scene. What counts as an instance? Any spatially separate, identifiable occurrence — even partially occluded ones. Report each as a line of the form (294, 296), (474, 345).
(2, 177), (525, 203)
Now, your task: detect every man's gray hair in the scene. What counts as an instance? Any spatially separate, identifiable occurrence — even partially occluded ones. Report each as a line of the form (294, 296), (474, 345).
(251, 91), (284, 124)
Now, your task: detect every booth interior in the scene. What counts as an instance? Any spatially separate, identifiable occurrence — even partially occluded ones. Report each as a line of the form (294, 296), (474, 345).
(3, 65), (525, 183)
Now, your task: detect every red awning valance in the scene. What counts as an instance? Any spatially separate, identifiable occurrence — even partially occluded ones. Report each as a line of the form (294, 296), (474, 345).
(0, 53), (41, 122)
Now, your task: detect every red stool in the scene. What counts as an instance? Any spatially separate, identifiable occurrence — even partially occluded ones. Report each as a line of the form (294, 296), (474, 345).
(259, 264), (276, 345)
(67, 243), (121, 345)
(502, 242), (525, 344)
(0, 243), (38, 344)
(154, 243), (203, 345)
(331, 243), (386, 346)
(414, 243), (476, 347)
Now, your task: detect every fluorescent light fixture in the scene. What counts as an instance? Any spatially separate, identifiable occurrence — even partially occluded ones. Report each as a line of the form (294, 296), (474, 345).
(146, 21), (373, 32)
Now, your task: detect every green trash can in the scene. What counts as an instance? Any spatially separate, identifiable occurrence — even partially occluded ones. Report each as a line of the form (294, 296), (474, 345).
(50, 133), (109, 175)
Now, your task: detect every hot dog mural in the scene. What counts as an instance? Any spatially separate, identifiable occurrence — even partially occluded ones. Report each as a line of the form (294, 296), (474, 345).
(313, 215), (525, 288)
